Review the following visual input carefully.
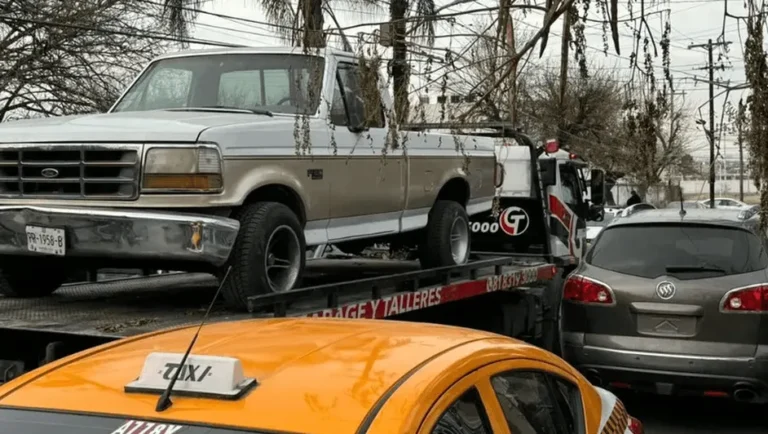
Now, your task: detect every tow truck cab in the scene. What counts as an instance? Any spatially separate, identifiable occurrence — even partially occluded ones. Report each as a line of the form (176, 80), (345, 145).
(470, 138), (606, 264)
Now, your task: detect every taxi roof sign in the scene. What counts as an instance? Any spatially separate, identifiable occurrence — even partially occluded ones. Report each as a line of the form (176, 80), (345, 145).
(125, 352), (257, 400)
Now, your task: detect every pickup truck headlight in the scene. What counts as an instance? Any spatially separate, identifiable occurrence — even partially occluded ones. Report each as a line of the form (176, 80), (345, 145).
(142, 146), (223, 193)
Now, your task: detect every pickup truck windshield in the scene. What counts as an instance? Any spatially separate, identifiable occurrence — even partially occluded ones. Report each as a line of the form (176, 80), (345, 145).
(0, 408), (272, 434)
(112, 53), (325, 115)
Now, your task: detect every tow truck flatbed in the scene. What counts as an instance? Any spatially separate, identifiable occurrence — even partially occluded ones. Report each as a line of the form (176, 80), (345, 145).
(0, 256), (555, 340)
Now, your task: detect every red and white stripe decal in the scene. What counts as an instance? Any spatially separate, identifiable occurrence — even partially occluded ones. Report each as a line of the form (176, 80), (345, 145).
(548, 194), (576, 256)
(306, 264), (557, 318)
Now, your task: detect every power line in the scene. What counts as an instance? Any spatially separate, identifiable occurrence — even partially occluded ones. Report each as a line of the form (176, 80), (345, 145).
(0, 14), (241, 47)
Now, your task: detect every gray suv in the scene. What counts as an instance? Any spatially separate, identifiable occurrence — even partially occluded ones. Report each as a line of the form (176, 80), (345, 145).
(561, 208), (768, 403)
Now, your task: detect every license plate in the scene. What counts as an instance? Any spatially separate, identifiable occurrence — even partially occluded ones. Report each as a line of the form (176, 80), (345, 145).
(25, 225), (65, 256)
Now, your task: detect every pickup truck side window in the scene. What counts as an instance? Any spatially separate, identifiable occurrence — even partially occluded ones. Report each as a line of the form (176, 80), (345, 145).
(431, 387), (493, 434)
(330, 74), (349, 126)
(337, 62), (385, 129)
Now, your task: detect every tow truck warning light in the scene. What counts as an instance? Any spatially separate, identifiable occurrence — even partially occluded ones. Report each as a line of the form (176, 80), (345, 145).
(544, 139), (559, 154)
(124, 352), (257, 400)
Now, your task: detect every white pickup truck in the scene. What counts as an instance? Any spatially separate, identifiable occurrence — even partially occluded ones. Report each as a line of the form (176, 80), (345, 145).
(0, 46), (498, 310)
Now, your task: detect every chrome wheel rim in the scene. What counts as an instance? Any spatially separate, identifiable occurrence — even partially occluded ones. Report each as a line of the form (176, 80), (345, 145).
(449, 217), (470, 264)
(265, 225), (301, 292)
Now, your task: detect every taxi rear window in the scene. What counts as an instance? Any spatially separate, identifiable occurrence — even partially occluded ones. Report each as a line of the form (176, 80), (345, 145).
(0, 408), (276, 434)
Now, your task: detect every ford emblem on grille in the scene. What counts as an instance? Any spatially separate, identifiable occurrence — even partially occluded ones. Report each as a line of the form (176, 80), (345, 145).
(656, 281), (676, 300)
(40, 168), (59, 178)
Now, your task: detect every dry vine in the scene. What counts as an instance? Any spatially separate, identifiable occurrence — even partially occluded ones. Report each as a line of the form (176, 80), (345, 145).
(744, 1), (768, 228)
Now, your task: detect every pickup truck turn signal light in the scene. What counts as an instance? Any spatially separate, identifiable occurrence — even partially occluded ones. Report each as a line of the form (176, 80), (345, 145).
(721, 284), (768, 313)
(563, 275), (615, 305)
(144, 174), (223, 191)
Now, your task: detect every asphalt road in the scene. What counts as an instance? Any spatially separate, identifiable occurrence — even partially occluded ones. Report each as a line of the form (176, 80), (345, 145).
(618, 392), (768, 433)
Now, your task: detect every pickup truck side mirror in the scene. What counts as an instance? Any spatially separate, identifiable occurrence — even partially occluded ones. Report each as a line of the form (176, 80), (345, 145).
(539, 160), (556, 188)
(590, 169), (606, 206)
(588, 204), (605, 222)
(494, 162), (505, 188)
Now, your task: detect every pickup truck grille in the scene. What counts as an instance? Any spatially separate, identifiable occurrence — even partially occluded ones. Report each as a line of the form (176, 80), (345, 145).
(0, 144), (141, 200)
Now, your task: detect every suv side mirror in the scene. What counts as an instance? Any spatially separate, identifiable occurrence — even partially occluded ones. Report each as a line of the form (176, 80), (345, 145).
(539, 160), (556, 188)
(590, 169), (606, 205)
(588, 204), (605, 222)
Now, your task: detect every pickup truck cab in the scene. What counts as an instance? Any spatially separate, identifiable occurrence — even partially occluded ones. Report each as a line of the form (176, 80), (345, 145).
(0, 47), (496, 310)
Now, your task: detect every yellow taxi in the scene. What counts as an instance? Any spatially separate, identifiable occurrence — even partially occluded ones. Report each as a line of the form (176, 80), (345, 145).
(0, 318), (642, 433)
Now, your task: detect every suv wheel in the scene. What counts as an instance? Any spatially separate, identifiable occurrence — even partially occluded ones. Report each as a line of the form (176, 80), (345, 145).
(222, 202), (306, 310)
(418, 200), (471, 268)
(0, 264), (68, 297)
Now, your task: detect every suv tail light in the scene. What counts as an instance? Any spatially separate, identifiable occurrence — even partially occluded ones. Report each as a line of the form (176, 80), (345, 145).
(563, 275), (615, 305)
(628, 416), (644, 433)
(721, 284), (768, 313)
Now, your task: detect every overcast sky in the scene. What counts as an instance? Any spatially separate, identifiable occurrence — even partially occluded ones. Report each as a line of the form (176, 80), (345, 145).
(186, 0), (750, 164)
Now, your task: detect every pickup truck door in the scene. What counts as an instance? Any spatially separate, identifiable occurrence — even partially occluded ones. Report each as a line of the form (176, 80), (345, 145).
(324, 60), (406, 243)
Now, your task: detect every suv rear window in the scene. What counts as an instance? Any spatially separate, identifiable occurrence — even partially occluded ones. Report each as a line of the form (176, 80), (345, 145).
(587, 224), (768, 279)
(0, 409), (269, 434)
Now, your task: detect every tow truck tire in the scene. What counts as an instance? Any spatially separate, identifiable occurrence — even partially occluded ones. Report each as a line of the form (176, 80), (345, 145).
(221, 201), (306, 310)
(0, 266), (67, 297)
(418, 200), (471, 269)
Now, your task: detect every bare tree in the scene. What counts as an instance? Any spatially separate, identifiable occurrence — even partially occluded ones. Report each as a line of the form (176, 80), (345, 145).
(619, 87), (692, 195)
(743, 0), (768, 224)
(449, 15), (535, 126)
(521, 65), (625, 168)
(0, 0), (173, 121)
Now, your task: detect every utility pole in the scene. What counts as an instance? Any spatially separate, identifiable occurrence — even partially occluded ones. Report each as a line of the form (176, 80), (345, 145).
(689, 39), (731, 207)
(669, 90), (686, 200)
(500, 0), (517, 124)
(738, 98), (745, 201)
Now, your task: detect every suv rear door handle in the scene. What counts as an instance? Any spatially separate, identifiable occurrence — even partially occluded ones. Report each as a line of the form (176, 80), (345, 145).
(630, 302), (704, 316)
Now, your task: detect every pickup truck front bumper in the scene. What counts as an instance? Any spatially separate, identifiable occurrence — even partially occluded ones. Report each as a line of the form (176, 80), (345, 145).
(0, 206), (240, 267)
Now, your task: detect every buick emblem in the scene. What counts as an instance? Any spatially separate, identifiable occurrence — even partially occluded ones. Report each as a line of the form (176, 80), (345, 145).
(656, 281), (676, 300)
(40, 168), (59, 178)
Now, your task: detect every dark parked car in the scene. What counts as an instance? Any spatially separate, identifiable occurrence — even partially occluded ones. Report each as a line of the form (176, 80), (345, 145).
(561, 208), (768, 403)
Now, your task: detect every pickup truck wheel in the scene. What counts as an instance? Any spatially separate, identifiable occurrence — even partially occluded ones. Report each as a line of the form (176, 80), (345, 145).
(0, 267), (67, 297)
(419, 200), (471, 268)
(222, 202), (306, 309)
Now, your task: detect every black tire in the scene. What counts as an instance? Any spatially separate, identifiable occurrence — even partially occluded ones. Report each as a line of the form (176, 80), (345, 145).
(221, 202), (306, 310)
(418, 200), (471, 269)
(0, 266), (67, 297)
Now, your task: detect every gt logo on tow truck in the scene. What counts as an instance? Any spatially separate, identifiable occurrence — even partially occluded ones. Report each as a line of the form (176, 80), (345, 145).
(470, 206), (530, 236)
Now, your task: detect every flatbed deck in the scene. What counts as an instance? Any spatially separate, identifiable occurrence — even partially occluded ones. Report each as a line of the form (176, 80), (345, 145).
(0, 257), (556, 339)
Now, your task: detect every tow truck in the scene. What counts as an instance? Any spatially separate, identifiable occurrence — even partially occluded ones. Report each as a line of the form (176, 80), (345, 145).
(0, 122), (606, 383)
